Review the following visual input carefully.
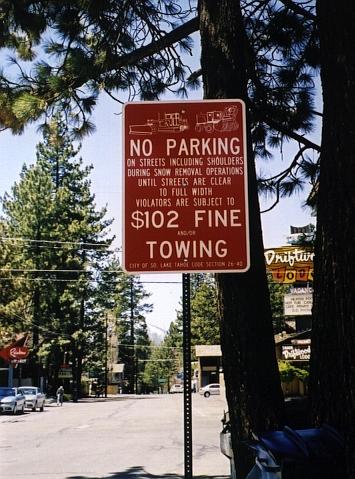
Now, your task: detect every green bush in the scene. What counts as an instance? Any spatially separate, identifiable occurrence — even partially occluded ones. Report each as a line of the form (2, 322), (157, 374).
(278, 360), (309, 384)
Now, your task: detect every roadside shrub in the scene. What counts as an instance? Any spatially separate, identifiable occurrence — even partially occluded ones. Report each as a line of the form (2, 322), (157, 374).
(278, 360), (309, 384)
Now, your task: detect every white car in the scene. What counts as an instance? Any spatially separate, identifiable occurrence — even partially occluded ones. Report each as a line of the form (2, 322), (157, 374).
(199, 383), (220, 397)
(18, 386), (46, 412)
(0, 387), (26, 414)
(170, 384), (183, 393)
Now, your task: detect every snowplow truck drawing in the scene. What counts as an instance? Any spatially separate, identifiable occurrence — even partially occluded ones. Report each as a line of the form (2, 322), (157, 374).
(195, 106), (239, 133)
(129, 112), (188, 135)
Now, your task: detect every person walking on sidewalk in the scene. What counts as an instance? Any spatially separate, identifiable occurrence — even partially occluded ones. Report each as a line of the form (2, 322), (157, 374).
(56, 386), (64, 406)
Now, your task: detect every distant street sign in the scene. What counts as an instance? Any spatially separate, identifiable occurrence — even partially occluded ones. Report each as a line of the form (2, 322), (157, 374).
(123, 99), (249, 273)
(58, 366), (73, 379)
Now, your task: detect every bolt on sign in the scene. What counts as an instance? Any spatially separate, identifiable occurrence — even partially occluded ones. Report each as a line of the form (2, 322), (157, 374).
(123, 99), (249, 273)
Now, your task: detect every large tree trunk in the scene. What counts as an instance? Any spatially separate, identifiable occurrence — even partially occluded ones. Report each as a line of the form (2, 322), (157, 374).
(199, 1), (284, 476)
(311, 2), (355, 477)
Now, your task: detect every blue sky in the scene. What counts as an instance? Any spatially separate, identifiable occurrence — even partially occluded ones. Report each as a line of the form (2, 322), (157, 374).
(0, 90), (317, 335)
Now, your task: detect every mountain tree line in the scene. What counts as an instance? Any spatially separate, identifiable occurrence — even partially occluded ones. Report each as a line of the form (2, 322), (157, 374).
(143, 274), (220, 390)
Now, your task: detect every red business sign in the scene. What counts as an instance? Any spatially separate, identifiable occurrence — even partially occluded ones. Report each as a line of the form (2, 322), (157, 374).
(123, 99), (249, 273)
(9, 346), (29, 359)
(0, 345), (29, 364)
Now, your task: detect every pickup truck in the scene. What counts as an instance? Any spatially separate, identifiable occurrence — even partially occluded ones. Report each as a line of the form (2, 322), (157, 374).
(17, 386), (46, 412)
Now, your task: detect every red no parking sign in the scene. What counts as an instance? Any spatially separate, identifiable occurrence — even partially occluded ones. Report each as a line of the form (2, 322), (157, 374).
(123, 99), (249, 273)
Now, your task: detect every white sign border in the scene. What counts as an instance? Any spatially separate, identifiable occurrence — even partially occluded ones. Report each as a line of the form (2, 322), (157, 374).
(122, 99), (250, 274)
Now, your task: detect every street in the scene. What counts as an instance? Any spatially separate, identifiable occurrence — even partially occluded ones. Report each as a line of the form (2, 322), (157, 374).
(0, 393), (230, 479)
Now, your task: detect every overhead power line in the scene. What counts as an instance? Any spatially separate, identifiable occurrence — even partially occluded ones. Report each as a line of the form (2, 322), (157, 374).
(114, 344), (182, 351)
(0, 313), (182, 348)
(0, 236), (118, 249)
(1, 243), (116, 253)
(0, 268), (124, 274)
(0, 275), (182, 285)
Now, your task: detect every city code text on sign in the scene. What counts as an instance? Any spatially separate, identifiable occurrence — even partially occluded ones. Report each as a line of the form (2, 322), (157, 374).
(123, 99), (249, 273)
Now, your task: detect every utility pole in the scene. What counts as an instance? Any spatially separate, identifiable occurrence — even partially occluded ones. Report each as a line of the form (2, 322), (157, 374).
(135, 355), (139, 394)
(8, 364), (14, 388)
(104, 313), (108, 398)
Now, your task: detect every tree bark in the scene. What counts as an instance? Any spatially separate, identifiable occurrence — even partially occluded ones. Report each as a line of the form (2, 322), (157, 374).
(311, 2), (355, 476)
(199, 1), (284, 476)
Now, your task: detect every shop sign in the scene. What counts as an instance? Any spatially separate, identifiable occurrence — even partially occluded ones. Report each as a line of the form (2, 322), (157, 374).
(284, 293), (313, 316)
(11, 358), (27, 364)
(123, 99), (249, 273)
(264, 246), (314, 283)
(290, 287), (313, 294)
(0, 345), (29, 364)
(291, 339), (311, 345)
(58, 365), (73, 379)
(282, 344), (311, 361)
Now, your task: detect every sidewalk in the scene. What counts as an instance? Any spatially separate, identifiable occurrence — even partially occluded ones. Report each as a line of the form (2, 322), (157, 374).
(45, 393), (170, 405)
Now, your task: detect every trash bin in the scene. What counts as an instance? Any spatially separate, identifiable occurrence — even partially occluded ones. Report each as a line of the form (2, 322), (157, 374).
(244, 442), (281, 479)
(220, 420), (345, 479)
(254, 425), (345, 479)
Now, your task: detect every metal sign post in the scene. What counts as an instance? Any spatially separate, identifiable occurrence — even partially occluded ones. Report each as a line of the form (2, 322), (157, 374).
(182, 273), (192, 478)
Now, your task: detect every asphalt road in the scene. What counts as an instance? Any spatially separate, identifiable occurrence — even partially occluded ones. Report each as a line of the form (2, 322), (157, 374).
(0, 393), (230, 479)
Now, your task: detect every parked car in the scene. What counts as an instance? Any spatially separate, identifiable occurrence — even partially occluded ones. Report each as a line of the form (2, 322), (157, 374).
(0, 387), (26, 414)
(170, 384), (183, 394)
(199, 383), (220, 397)
(18, 386), (46, 412)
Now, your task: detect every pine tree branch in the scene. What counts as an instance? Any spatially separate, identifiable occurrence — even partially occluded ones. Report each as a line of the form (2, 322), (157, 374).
(241, 26), (322, 152)
(262, 114), (321, 152)
(114, 16), (199, 68)
(278, 0), (316, 21)
(260, 145), (311, 213)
